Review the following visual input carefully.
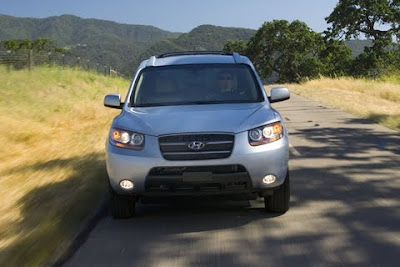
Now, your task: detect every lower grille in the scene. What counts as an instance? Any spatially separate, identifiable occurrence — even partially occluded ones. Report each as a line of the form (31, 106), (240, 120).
(159, 133), (234, 160)
(145, 165), (251, 193)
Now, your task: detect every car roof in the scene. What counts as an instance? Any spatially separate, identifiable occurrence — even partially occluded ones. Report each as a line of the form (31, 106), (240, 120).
(139, 52), (253, 68)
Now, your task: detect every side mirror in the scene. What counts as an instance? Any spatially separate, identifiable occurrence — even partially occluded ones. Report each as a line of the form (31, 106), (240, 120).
(104, 94), (123, 109)
(269, 87), (290, 103)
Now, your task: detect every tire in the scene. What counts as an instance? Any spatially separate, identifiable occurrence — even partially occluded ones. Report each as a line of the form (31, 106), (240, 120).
(109, 188), (136, 219)
(265, 172), (290, 213)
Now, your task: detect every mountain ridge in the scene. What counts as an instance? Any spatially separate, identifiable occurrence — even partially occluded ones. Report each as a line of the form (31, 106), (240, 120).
(0, 14), (182, 74)
(0, 14), (374, 75)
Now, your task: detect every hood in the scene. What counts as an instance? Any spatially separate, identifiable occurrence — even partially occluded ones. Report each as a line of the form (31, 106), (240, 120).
(114, 103), (277, 136)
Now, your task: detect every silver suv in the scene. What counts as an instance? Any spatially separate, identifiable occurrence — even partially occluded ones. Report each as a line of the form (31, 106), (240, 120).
(104, 52), (290, 218)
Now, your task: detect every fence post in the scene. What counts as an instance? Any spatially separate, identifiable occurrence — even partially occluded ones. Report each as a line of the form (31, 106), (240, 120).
(28, 50), (33, 71)
(7, 50), (11, 72)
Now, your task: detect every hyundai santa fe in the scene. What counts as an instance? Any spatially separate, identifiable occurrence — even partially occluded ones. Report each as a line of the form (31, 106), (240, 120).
(104, 51), (290, 218)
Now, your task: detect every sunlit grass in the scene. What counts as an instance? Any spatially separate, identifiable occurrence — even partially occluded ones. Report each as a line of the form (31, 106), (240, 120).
(273, 76), (400, 131)
(0, 66), (129, 266)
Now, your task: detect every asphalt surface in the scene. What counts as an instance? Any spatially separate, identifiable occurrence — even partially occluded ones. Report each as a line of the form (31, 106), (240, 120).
(65, 94), (400, 267)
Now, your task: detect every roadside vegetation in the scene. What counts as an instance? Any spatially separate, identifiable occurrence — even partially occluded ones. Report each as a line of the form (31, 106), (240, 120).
(0, 0), (398, 265)
(230, 0), (399, 131)
(0, 66), (129, 266)
(277, 74), (400, 131)
(224, 0), (400, 83)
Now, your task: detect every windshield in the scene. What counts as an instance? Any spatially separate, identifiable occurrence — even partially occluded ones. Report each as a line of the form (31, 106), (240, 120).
(131, 64), (263, 107)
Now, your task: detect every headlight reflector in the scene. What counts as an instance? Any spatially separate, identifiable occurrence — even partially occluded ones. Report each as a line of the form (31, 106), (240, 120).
(249, 122), (284, 146)
(110, 128), (145, 150)
(249, 128), (262, 141)
(262, 127), (273, 138)
(120, 132), (130, 144)
(131, 133), (144, 146)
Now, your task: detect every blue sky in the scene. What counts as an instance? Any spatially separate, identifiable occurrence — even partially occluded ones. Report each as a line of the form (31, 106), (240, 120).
(0, 0), (339, 33)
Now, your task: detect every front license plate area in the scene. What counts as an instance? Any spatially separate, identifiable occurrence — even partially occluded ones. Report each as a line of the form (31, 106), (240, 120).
(182, 172), (213, 182)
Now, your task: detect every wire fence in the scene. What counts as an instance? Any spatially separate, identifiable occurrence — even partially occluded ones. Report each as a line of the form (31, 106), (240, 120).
(0, 49), (123, 77)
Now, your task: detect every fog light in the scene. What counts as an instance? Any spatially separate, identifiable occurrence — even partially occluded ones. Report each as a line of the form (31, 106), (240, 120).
(262, 175), (276, 184)
(120, 180), (134, 190)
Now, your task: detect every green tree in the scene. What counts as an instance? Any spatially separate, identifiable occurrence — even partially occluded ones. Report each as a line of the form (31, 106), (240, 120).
(18, 39), (33, 50)
(246, 20), (351, 83)
(326, 0), (400, 75)
(320, 39), (353, 77)
(3, 40), (19, 50)
(32, 38), (56, 51)
(1, 38), (65, 53)
(222, 40), (248, 55)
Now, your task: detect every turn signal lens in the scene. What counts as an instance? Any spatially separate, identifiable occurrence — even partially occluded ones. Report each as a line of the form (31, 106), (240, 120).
(112, 130), (121, 141)
(273, 123), (282, 134)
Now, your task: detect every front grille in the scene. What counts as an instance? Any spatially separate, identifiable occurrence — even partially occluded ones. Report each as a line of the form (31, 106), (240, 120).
(145, 165), (251, 193)
(159, 133), (234, 160)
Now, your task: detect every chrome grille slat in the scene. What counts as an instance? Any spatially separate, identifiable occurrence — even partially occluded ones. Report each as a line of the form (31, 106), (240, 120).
(159, 133), (234, 160)
(159, 140), (233, 146)
(159, 142), (188, 146)
(163, 151), (231, 155)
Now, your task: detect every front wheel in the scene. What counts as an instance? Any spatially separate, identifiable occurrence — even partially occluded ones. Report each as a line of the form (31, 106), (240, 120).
(264, 172), (290, 213)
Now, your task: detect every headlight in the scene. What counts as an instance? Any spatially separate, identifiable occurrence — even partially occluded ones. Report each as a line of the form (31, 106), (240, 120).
(249, 122), (283, 146)
(110, 128), (145, 150)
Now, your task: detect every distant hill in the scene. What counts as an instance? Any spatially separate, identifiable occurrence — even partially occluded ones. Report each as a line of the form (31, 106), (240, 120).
(136, 25), (256, 64)
(345, 40), (373, 57)
(0, 14), (181, 74)
(0, 14), (376, 75)
(0, 14), (256, 75)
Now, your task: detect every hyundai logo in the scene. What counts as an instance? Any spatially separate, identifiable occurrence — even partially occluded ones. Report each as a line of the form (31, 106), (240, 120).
(188, 141), (205, 150)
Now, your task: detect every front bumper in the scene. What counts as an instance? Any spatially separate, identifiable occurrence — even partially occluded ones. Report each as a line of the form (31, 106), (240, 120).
(106, 131), (289, 196)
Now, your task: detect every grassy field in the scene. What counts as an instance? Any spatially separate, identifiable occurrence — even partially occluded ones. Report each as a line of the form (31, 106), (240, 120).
(1, 66), (399, 266)
(276, 76), (400, 131)
(0, 66), (129, 266)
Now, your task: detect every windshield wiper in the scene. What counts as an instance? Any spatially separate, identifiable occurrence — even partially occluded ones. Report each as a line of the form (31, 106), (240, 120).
(134, 103), (172, 107)
(134, 101), (216, 107)
(134, 100), (252, 107)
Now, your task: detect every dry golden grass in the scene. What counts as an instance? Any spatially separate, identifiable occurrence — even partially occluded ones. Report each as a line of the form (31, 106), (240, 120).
(275, 76), (400, 131)
(0, 66), (129, 266)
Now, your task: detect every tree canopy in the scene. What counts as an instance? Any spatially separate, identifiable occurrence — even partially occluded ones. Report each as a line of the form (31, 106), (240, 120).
(223, 40), (248, 55)
(233, 20), (351, 83)
(326, 0), (400, 44)
(325, 0), (400, 76)
(1, 38), (64, 52)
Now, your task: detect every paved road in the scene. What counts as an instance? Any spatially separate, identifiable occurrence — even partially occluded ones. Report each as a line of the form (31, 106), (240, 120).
(65, 94), (400, 267)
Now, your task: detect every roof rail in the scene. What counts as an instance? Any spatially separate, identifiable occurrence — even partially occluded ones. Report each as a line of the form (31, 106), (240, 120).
(157, 51), (233, 58)
(146, 56), (156, 67)
(232, 52), (242, 63)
